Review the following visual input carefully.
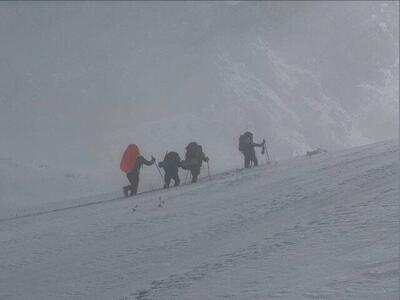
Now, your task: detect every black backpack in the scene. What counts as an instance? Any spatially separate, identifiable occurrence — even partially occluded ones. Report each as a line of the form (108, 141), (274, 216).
(239, 132), (252, 152)
(186, 142), (202, 161)
(164, 151), (181, 163)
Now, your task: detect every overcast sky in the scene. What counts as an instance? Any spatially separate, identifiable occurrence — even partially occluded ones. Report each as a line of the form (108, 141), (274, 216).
(0, 1), (398, 173)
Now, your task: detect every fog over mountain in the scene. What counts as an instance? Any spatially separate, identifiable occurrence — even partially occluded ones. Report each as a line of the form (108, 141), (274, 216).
(0, 1), (398, 177)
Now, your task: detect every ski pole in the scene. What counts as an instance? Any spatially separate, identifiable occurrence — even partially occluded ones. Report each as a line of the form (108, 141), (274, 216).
(207, 161), (210, 178)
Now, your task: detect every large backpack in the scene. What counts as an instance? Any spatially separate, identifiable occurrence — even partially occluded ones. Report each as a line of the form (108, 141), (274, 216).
(239, 132), (252, 152)
(120, 144), (140, 173)
(164, 151), (181, 163)
(185, 142), (202, 161)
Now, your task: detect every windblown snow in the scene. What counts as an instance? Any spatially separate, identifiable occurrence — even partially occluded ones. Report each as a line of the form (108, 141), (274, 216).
(0, 2), (398, 174)
(0, 139), (398, 299)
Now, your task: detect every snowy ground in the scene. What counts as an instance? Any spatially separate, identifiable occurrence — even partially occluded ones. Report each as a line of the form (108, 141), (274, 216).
(0, 139), (398, 300)
(0, 159), (117, 221)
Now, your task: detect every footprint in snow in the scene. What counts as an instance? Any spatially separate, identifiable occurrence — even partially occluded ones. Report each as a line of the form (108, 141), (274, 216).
(158, 197), (165, 208)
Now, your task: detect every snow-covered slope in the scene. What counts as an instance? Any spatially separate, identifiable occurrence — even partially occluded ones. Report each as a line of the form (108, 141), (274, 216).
(0, 139), (398, 299)
(0, 159), (117, 220)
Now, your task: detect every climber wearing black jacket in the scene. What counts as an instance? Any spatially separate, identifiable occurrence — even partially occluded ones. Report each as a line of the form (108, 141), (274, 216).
(158, 151), (181, 188)
(239, 131), (265, 168)
(181, 142), (209, 183)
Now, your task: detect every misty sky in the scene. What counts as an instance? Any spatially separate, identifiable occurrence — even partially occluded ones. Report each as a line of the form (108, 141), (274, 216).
(0, 1), (398, 173)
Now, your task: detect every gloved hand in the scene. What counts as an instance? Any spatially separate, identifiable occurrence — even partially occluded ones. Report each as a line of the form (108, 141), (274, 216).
(262, 139), (266, 145)
(204, 156), (210, 162)
(151, 155), (156, 162)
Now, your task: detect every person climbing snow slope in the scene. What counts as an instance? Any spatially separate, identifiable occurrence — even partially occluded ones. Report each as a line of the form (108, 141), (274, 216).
(158, 151), (182, 188)
(238, 131), (265, 168)
(181, 142), (209, 183)
(120, 144), (155, 197)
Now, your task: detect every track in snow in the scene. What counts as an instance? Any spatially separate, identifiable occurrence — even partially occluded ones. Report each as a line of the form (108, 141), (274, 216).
(0, 166), (258, 223)
(0, 140), (398, 300)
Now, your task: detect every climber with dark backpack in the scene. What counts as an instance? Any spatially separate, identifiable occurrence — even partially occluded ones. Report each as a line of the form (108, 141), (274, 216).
(158, 151), (182, 188)
(120, 144), (155, 197)
(238, 131), (265, 168)
(181, 142), (209, 183)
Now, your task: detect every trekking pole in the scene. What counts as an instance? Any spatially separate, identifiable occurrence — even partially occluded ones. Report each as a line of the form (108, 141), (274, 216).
(184, 170), (190, 184)
(154, 159), (164, 182)
(265, 144), (271, 162)
(207, 161), (210, 178)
